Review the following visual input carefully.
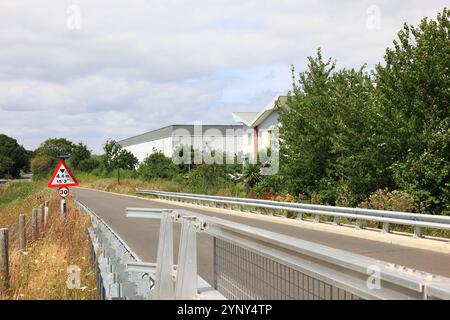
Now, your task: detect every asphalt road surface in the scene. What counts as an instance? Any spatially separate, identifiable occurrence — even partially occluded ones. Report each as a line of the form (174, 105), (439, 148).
(73, 188), (450, 284)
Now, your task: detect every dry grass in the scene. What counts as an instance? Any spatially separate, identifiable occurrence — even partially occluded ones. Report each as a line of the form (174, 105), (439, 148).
(79, 176), (186, 194)
(0, 182), (96, 300)
(0, 182), (53, 228)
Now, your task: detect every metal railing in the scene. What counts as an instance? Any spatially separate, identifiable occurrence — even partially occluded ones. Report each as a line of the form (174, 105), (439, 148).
(125, 207), (450, 300)
(75, 200), (153, 300)
(136, 189), (450, 238)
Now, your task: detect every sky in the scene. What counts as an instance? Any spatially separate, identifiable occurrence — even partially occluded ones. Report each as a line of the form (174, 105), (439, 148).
(0, 1), (447, 153)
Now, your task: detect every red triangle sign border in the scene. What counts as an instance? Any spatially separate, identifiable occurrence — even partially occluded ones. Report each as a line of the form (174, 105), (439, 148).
(48, 160), (79, 188)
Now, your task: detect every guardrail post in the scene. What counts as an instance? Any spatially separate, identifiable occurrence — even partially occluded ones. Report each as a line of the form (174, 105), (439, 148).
(414, 226), (422, 238)
(296, 212), (303, 220)
(356, 219), (363, 230)
(314, 215), (320, 223)
(31, 208), (38, 241)
(382, 222), (390, 234)
(333, 216), (340, 226)
(19, 214), (26, 250)
(175, 216), (198, 300)
(154, 212), (175, 300)
(0, 228), (9, 291)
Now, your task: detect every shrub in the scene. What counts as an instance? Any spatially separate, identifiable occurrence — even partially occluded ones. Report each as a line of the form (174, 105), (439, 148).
(31, 154), (54, 179)
(138, 151), (179, 180)
(77, 157), (100, 172)
(242, 163), (262, 188)
(358, 188), (422, 213)
(187, 164), (230, 194)
(254, 175), (284, 197)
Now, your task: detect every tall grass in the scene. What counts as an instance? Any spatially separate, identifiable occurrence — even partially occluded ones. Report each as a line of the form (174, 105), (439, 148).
(0, 182), (96, 300)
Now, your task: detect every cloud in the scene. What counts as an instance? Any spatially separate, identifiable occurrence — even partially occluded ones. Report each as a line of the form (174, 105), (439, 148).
(0, 0), (447, 152)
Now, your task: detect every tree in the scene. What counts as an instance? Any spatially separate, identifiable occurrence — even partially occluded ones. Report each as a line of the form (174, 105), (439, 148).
(70, 143), (91, 170)
(138, 150), (179, 180)
(279, 49), (394, 205)
(103, 139), (123, 173)
(35, 138), (74, 159)
(103, 139), (138, 183)
(0, 134), (29, 178)
(278, 49), (337, 198)
(375, 8), (450, 214)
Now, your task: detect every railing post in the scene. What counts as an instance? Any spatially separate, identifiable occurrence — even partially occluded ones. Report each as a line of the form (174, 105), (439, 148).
(314, 215), (320, 223)
(154, 212), (175, 300)
(356, 219), (363, 230)
(19, 214), (26, 250)
(31, 208), (38, 241)
(333, 216), (340, 226)
(414, 226), (422, 238)
(0, 228), (9, 291)
(175, 216), (198, 300)
(60, 199), (67, 218)
(382, 222), (390, 234)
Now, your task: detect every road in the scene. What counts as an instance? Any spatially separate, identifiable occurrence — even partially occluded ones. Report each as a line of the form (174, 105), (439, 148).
(73, 188), (450, 284)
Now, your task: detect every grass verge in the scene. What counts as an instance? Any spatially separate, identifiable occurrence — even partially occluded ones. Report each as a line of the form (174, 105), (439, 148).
(0, 182), (96, 300)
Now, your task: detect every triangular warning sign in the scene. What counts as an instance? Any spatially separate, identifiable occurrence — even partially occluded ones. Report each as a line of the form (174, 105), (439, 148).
(48, 160), (78, 188)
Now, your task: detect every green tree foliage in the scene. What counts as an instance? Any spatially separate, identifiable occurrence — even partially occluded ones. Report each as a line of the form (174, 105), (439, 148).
(31, 138), (74, 178)
(70, 143), (91, 170)
(375, 8), (450, 214)
(35, 138), (74, 159)
(0, 134), (30, 178)
(77, 157), (101, 172)
(30, 154), (54, 179)
(102, 139), (138, 183)
(278, 9), (449, 213)
(138, 150), (179, 180)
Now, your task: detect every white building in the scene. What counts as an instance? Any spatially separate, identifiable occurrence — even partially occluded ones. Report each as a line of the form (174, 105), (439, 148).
(232, 94), (286, 162)
(119, 94), (286, 165)
(119, 124), (243, 163)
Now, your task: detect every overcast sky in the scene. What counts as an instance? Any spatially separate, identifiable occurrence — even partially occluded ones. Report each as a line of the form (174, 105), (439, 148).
(0, 1), (447, 153)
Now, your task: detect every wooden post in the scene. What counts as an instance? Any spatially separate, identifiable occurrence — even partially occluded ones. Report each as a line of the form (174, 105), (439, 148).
(0, 228), (9, 291)
(32, 208), (38, 241)
(38, 206), (44, 236)
(40, 203), (45, 233)
(44, 201), (49, 227)
(19, 214), (26, 250)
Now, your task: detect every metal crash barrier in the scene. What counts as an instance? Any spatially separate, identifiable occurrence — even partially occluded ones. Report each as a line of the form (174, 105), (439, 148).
(75, 199), (450, 300)
(136, 189), (450, 238)
(124, 206), (450, 300)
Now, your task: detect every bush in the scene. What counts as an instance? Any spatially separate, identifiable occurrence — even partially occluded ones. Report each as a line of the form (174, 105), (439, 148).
(358, 189), (422, 213)
(187, 164), (230, 194)
(77, 157), (101, 172)
(31, 154), (54, 179)
(254, 175), (284, 197)
(242, 163), (262, 188)
(138, 151), (179, 180)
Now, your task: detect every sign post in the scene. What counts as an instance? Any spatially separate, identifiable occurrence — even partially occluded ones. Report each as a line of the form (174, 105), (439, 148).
(48, 158), (78, 217)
